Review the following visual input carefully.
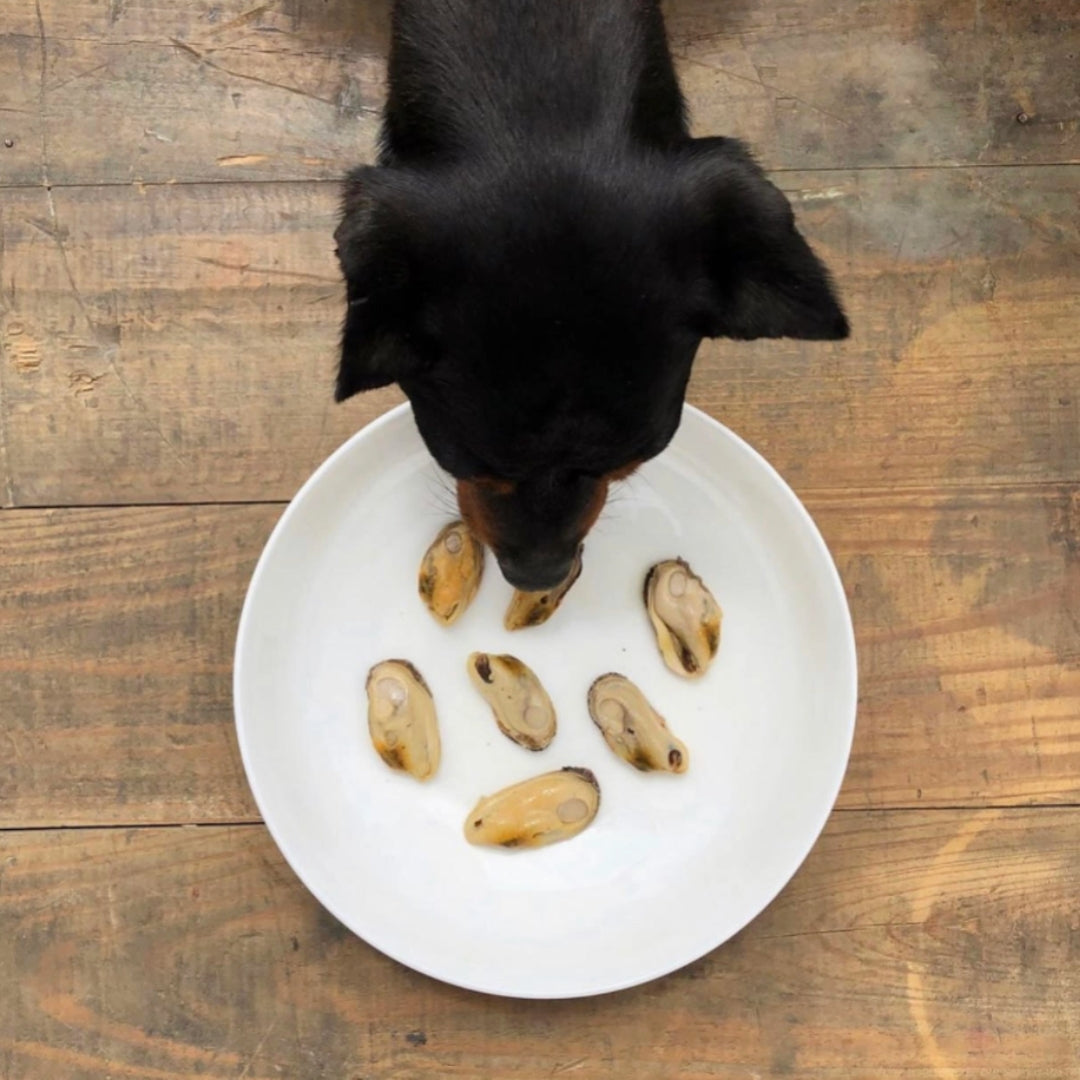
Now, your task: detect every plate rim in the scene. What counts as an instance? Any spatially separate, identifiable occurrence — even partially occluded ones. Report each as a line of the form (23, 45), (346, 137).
(233, 402), (858, 998)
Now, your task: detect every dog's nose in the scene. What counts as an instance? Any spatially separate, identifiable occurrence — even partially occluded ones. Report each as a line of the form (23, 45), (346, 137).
(498, 552), (576, 593)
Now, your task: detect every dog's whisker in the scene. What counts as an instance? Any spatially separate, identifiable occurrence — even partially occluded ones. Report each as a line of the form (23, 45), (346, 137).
(593, 495), (628, 529)
(422, 469), (460, 518)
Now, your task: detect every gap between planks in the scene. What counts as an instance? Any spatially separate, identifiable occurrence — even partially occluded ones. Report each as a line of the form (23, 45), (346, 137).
(0, 158), (1078, 197)
(1, 478), (1078, 514)
(4, 804), (1080, 836)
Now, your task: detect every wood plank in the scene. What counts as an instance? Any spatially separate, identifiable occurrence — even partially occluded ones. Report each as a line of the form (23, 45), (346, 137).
(1, 810), (1078, 1078)
(813, 487), (1080, 810)
(1, 165), (1077, 506)
(0, 0), (1076, 188)
(673, 0), (1080, 170)
(0, 0), (387, 189)
(0, 505), (266, 826)
(2, 491), (1077, 827)
(0, 181), (404, 507)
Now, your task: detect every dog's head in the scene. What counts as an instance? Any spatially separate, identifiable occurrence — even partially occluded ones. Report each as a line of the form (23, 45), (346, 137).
(334, 139), (847, 589)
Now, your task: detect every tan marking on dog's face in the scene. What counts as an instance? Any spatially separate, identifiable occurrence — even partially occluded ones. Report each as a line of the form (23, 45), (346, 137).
(456, 478), (498, 547)
(604, 459), (643, 483)
(457, 474), (612, 556)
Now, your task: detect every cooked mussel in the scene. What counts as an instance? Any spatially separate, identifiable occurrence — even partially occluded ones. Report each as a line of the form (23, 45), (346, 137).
(588, 673), (688, 773)
(644, 558), (721, 678)
(366, 659), (441, 780)
(464, 767), (600, 849)
(467, 652), (557, 750)
(504, 546), (584, 630)
(418, 520), (484, 625)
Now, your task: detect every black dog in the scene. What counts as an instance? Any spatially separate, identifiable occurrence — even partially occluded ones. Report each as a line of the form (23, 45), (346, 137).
(334, 0), (847, 591)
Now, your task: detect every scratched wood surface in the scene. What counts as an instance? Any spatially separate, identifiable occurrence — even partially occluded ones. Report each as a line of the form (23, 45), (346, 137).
(0, 0), (1076, 187)
(2, 812), (1079, 1079)
(1, 0), (1079, 1076)
(1, 165), (1077, 506)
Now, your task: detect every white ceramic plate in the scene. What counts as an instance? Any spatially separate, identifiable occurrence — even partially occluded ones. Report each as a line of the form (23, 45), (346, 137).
(234, 403), (857, 998)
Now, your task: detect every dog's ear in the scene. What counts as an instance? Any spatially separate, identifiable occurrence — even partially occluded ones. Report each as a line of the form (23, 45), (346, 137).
(679, 138), (849, 342)
(333, 167), (429, 401)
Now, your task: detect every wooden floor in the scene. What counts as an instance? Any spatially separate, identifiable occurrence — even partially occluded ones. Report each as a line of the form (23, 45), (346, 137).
(1, 0), (1078, 1076)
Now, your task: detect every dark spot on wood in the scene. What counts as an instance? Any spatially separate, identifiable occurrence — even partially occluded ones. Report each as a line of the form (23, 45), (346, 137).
(291, 935), (300, 951)
(669, 748), (683, 768)
(314, 904), (351, 943)
(405, 1031), (427, 1046)
(771, 1037), (798, 1075)
(336, 77), (366, 120)
(1048, 491), (1080, 558)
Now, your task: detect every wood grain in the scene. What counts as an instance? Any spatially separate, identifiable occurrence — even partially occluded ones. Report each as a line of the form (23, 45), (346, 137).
(673, 0), (1080, 171)
(2, 490), (1077, 827)
(1, 165), (1077, 506)
(0, 0), (387, 189)
(814, 487), (1080, 809)
(1, 811), (1078, 1079)
(1, 0), (1078, 1070)
(0, 0), (1076, 187)
(0, 181), (403, 508)
(0, 506), (266, 826)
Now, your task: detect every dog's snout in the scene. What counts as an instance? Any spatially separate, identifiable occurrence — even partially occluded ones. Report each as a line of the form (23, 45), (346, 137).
(458, 471), (612, 592)
(498, 552), (576, 593)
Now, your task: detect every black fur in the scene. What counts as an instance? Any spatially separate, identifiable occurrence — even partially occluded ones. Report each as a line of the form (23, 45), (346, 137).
(335, 0), (848, 590)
